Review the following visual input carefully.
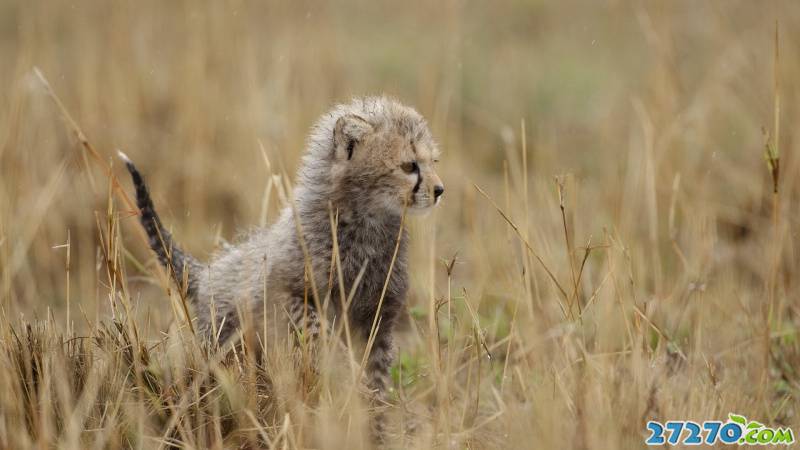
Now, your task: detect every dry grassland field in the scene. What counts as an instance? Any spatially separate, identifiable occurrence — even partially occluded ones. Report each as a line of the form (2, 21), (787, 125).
(1, 1), (800, 449)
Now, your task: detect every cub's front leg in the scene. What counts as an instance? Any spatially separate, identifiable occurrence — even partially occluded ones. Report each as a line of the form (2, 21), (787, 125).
(365, 327), (397, 445)
(287, 297), (321, 382)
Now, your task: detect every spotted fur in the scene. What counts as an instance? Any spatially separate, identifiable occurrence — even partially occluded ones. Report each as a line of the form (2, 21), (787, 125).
(123, 97), (444, 444)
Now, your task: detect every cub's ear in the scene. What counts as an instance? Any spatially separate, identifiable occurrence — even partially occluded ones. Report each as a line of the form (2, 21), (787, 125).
(333, 114), (373, 160)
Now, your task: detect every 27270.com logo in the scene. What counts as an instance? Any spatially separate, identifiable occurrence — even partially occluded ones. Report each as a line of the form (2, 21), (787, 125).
(646, 414), (794, 446)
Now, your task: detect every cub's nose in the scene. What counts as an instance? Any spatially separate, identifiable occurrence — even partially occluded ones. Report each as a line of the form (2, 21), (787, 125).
(433, 185), (444, 200)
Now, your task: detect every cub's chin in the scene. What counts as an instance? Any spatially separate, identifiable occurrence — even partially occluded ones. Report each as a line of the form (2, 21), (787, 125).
(396, 193), (440, 215)
(407, 202), (439, 215)
(407, 207), (431, 216)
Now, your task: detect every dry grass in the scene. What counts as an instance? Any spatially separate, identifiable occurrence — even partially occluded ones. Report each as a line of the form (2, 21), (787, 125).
(2, 1), (800, 448)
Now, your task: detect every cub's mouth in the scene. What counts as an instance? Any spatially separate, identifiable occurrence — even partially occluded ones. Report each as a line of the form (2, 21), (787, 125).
(407, 194), (439, 212)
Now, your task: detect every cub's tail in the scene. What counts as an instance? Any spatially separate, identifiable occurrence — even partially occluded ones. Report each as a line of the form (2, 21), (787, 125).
(119, 151), (200, 299)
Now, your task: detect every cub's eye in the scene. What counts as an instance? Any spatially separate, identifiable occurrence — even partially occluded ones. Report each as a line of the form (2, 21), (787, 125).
(401, 161), (418, 174)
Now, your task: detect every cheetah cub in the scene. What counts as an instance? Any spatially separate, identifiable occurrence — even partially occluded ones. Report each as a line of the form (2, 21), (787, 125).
(121, 96), (443, 443)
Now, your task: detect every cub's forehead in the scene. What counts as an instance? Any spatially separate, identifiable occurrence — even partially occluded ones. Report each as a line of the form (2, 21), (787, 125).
(409, 137), (439, 162)
(385, 111), (440, 160)
(388, 114), (428, 139)
(339, 96), (441, 159)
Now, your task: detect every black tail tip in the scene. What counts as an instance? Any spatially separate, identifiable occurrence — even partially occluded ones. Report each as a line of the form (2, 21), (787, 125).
(118, 151), (139, 177)
(117, 150), (133, 167)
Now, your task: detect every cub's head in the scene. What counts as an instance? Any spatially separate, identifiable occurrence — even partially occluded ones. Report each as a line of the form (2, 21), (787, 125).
(319, 97), (443, 215)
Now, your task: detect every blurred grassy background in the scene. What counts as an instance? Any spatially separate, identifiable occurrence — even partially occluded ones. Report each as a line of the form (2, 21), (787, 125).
(2, 0), (800, 448)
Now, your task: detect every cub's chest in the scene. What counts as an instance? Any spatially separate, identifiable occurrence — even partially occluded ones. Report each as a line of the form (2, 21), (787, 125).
(332, 222), (408, 299)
